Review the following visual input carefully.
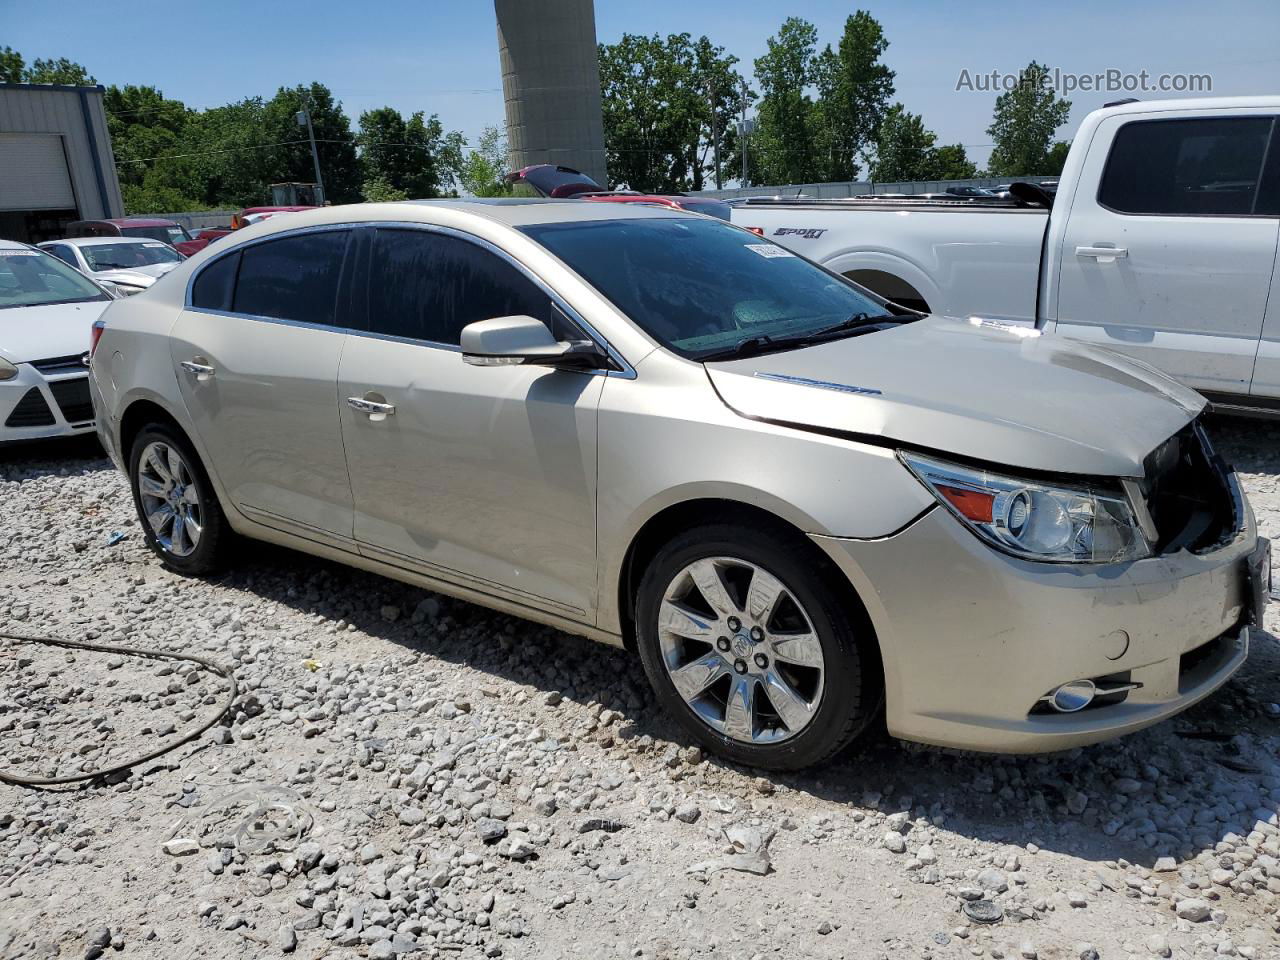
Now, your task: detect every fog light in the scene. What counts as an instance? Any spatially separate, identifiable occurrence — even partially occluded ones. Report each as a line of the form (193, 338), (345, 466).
(1049, 679), (1096, 713)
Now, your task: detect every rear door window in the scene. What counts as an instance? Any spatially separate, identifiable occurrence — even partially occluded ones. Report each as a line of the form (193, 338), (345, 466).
(190, 252), (240, 312)
(1098, 116), (1276, 216)
(231, 230), (351, 326)
(367, 229), (551, 345)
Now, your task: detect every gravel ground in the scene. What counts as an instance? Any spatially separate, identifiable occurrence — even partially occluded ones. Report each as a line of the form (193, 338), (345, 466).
(1, 420), (1279, 960)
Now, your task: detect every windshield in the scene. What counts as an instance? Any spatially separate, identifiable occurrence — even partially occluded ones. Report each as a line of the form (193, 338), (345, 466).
(0, 249), (108, 310)
(674, 200), (731, 221)
(122, 224), (190, 244)
(520, 218), (889, 359)
(82, 242), (181, 272)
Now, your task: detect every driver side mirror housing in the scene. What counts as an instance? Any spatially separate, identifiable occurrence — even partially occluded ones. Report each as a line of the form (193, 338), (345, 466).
(460, 315), (610, 371)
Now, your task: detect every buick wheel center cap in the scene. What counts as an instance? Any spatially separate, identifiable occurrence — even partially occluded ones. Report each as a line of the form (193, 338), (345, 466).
(731, 633), (754, 658)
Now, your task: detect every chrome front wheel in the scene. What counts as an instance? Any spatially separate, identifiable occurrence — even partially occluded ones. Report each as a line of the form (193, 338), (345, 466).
(136, 440), (204, 558)
(657, 556), (826, 745)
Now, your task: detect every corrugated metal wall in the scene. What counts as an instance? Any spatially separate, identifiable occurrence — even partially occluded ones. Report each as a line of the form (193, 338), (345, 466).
(0, 83), (124, 220)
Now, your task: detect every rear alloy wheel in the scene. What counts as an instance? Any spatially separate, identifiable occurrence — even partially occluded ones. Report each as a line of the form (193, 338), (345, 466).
(128, 424), (230, 575)
(636, 523), (877, 770)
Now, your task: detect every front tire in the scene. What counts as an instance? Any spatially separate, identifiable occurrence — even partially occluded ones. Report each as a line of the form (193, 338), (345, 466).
(635, 522), (877, 771)
(128, 424), (230, 575)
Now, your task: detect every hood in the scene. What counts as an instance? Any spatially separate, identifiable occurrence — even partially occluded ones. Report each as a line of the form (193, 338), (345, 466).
(706, 317), (1205, 478)
(0, 300), (111, 364)
(95, 262), (177, 286)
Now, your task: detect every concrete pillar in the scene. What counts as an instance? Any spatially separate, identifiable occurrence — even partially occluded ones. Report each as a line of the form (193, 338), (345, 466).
(495, 0), (608, 186)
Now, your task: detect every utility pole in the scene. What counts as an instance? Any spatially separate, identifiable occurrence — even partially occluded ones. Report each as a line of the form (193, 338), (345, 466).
(708, 80), (722, 191)
(737, 79), (753, 188)
(296, 104), (326, 205)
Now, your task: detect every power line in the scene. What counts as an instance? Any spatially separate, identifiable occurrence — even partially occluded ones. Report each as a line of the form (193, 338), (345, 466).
(114, 139), (311, 164)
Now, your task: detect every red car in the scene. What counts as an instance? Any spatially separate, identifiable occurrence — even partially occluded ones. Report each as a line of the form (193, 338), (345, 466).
(67, 217), (205, 257)
(230, 206), (315, 229)
(504, 165), (731, 220)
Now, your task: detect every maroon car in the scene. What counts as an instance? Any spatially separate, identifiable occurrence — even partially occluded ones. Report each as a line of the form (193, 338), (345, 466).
(504, 165), (731, 220)
(66, 217), (204, 257)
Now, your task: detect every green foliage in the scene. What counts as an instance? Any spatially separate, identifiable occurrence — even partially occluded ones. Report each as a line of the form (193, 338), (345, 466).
(361, 176), (410, 203)
(0, 46), (23, 83)
(25, 56), (96, 85)
(750, 18), (820, 186)
(1043, 140), (1071, 176)
(458, 126), (513, 197)
(811, 11), (895, 183)
(870, 105), (977, 182)
(358, 106), (462, 199)
(985, 62), (1072, 176)
(598, 32), (747, 192)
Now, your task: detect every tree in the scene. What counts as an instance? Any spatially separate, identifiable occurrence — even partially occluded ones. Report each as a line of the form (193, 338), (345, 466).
(870, 106), (978, 183)
(25, 56), (96, 85)
(358, 106), (462, 199)
(106, 85), (195, 206)
(0, 47), (23, 83)
(458, 126), (512, 197)
(265, 83), (361, 204)
(811, 11), (895, 183)
(598, 32), (748, 192)
(985, 61), (1071, 176)
(361, 176), (409, 203)
(751, 18), (820, 186)
(1043, 140), (1071, 176)
(929, 144), (977, 180)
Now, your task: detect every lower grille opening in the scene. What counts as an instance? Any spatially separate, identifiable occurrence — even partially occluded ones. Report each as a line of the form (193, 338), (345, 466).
(48, 377), (92, 424)
(1178, 632), (1238, 693)
(4, 388), (55, 428)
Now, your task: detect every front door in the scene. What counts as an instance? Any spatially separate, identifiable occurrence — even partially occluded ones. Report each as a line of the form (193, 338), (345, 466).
(338, 226), (602, 620)
(170, 227), (357, 544)
(1053, 113), (1279, 394)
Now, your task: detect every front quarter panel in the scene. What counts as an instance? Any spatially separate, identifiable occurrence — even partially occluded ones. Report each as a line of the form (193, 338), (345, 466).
(595, 349), (935, 635)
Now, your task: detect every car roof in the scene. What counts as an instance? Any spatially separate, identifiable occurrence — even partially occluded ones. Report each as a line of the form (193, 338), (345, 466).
(110, 217), (179, 227)
(48, 236), (172, 247)
(0, 239), (36, 251)
(384, 198), (691, 226)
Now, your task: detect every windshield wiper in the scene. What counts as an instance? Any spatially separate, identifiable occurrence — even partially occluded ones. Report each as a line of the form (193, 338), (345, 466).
(805, 311), (901, 340)
(697, 335), (797, 362)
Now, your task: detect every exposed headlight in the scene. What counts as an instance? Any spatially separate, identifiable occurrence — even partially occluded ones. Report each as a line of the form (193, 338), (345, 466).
(0, 357), (17, 381)
(900, 452), (1151, 563)
(115, 284), (146, 297)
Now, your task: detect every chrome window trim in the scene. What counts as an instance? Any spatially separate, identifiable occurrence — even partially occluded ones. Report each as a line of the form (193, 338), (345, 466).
(183, 219), (636, 379)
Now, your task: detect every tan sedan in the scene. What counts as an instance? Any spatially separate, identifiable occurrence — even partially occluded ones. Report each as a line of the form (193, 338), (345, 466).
(89, 200), (1268, 769)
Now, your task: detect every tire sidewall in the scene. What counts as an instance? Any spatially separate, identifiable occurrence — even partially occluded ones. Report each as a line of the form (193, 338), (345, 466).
(636, 525), (871, 770)
(127, 425), (224, 574)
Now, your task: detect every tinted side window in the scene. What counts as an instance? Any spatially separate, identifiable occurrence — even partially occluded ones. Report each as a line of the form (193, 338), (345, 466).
(47, 245), (77, 266)
(1099, 117), (1275, 216)
(368, 229), (549, 345)
(232, 231), (350, 325)
(191, 252), (240, 312)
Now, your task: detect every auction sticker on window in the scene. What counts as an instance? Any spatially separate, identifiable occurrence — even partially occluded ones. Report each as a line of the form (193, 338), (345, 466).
(2, 250), (41, 256)
(746, 244), (795, 259)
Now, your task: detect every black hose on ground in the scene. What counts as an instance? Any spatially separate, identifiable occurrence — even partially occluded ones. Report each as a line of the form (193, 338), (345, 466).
(0, 630), (237, 787)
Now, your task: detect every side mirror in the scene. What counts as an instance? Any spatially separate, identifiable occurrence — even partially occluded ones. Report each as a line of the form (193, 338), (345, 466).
(461, 315), (608, 370)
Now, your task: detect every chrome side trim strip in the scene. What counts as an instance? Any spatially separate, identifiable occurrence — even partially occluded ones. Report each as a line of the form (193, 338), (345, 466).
(753, 371), (882, 396)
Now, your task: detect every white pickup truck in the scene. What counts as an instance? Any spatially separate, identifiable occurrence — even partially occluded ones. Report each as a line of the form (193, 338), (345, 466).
(731, 96), (1280, 413)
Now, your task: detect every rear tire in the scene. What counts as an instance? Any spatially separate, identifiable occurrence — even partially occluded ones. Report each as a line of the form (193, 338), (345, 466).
(635, 522), (878, 771)
(128, 424), (231, 576)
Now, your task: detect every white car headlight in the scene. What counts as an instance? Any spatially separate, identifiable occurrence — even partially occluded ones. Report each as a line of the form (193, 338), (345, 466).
(0, 357), (17, 381)
(900, 452), (1152, 563)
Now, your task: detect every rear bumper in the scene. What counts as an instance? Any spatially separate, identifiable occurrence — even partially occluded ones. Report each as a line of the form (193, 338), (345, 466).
(0, 364), (95, 443)
(813, 501), (1263, 753)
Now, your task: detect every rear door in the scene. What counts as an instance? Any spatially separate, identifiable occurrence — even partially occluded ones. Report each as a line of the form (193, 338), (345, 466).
(1053, 112), (1280, 394)
(337, 226), (603, 620)
(170, 227), (359, 546)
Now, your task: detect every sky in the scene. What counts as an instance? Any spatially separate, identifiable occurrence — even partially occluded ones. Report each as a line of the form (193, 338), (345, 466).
(4, 0), (1279, 174)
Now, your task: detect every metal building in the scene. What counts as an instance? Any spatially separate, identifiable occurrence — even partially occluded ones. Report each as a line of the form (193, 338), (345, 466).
(0, 83), (124, 243)
(495, 0), (608, 187)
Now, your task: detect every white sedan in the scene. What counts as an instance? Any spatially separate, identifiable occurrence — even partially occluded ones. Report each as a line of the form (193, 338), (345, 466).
(39, 236), (182, 297)
(0, 241), (113, 443)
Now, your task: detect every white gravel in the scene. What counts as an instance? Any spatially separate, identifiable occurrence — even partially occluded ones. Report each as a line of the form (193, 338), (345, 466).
(1, 419), (1279, 960)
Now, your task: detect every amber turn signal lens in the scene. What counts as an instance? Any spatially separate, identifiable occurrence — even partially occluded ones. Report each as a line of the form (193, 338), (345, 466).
(936, 484), (995, 523)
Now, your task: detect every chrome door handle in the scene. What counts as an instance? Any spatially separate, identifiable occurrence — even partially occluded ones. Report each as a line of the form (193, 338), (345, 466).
(346, 396), (396, 418)
(180, 359), (215, 381)
(1075, 245), (1128, 263)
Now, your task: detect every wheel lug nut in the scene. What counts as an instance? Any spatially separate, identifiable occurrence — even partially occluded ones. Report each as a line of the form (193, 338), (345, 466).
(754, 653), (768, 669)
(750, 626), (764, 642)
(733, 659), (748, 674)
(727, 616), (741, 632)
(716, 637), (731, 653)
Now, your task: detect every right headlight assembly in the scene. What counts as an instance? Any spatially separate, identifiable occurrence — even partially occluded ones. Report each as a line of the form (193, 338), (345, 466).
(900, 451), (1152, 564)
(0, 357), (17, 381)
